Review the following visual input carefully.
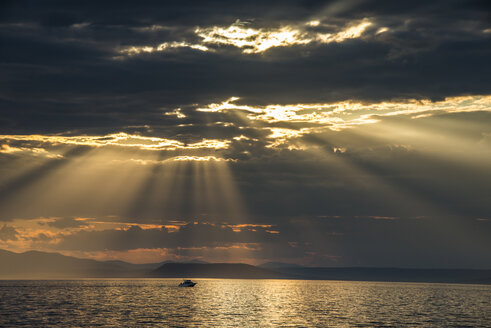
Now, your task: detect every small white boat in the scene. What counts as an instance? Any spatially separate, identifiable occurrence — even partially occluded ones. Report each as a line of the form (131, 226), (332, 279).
(178, 280), (197, 287)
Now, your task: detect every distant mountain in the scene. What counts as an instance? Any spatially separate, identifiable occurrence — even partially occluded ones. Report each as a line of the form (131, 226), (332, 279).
(259, 262), (305, 269)
(187, 259), (209, 264)
(153, 259), (209, 265)
(103, 258), (209, 270)
(0, 250), (215, 278)
(149, 262), (285, 279)
(102, 260), (163, 271)
(270, 266), (491, 284)
(0, 249), (139, 278)
(1, 249), (490, 283)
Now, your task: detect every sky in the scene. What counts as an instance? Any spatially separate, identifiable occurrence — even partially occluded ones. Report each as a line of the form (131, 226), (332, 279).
(0, 0), (490, 268)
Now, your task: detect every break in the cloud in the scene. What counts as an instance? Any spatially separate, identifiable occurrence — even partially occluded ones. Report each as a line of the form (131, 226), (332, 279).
(120, 18), (373, 55)
(0, 0), (490, 268)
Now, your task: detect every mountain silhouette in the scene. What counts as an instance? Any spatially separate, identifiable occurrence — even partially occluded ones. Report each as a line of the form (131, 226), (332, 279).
(149, 262), (284, 279)
(0, 249), (489, 283)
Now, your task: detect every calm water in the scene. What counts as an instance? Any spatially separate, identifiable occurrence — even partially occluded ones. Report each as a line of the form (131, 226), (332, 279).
(0, 279), (489, 327)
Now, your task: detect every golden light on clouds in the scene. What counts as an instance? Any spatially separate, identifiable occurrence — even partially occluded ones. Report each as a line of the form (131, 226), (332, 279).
(315, 20), (372, 43)
(1, 95), (490, 158)
(197, 95), (491, 128)
(376, 27), (389, 34)
(0, 144), (63, 158)
(224, 224), (274, 232)
(170, 156), (234, 162)
(120, 41), (210, 56)
(195, 18), (372, 53)
(0, 132), (230, 151)
(194, 94), (491, 149)
(164, 107), (186, 119)
(195, 22), (311, 53)
(118, 18), (373, 56)
(116, 156), (235, 166)
(195, 19), (372, 53)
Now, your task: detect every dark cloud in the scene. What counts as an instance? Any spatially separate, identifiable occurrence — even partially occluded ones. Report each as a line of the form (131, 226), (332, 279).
(0, 0), (489, 134)
(45, 217), (491, 268)
(0, 224), (18, 241)
(54, 223), (278, 251)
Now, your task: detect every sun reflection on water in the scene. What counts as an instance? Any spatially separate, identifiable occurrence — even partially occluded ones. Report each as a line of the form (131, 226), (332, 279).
(0, 279), (488, 327)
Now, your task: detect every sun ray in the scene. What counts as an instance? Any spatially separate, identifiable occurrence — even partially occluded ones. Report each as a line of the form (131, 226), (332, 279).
(0, 146), (94, 218)
(299, 129), (487, 253)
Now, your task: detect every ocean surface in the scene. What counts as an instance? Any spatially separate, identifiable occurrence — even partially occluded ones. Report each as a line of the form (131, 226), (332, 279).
(0, 279), (489, 327)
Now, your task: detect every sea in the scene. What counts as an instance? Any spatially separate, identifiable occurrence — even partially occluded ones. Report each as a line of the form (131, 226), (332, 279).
(0, 279), (489, 327)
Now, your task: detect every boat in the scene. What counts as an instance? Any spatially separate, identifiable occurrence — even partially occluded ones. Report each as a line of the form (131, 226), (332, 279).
(178, 280), (197, 287)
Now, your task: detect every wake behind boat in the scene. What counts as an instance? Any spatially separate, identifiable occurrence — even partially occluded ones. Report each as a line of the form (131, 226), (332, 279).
(178, 280), (197, 287)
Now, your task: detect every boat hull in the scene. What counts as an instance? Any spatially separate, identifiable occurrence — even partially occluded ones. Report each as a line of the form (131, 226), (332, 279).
(178, 282), (197, 287)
